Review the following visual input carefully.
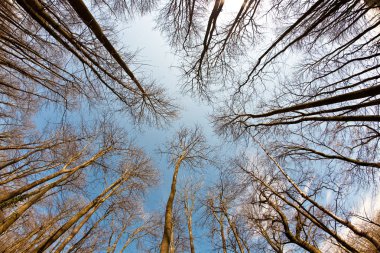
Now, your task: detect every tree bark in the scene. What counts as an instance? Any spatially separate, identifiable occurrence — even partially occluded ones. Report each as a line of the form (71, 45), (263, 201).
(160, 153), (185, 253)
(222, 208), (244, 253)
(0, 147), (110, 205)
(186, 212), (195, 253)
(32, 176), (125, 253)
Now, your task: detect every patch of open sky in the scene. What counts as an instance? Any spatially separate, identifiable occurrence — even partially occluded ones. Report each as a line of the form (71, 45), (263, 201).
(112, 4), (243, 187)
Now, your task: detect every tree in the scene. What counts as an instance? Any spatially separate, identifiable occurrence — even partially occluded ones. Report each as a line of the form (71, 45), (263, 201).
(155, 2), (380, 252)
(203, 168), (253, 253)
(179, 178), (202, 253)
(159, 126), (212, 253)
(1, 1), (175, 251)
(0, 119), (159, 252)
(339, 212), (380, 253)
(155, 0), (380, 174)
(228, 147), (380, 252)
(2, 0), (380, 252)
(2, 0), (177, 125)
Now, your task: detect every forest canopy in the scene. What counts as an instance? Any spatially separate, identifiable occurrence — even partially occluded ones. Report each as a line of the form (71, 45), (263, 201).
(0, 0), (379, 252)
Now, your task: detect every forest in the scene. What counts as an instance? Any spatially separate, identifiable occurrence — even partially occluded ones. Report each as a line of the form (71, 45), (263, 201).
(0, 0), (380, 252)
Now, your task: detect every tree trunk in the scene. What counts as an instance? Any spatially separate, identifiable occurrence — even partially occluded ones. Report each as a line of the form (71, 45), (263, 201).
(0, 147), (110, 205)
(0, 148), (110, 233)
(53, 201), (108, 253)
(211, 205), (227, 253)
(32, 176), (125, 253)
(219, 214), (227, 253)
(222, 208), (244, 253)
(119, 226), (145, 253)
(186, 213), (195, 253)
(160, 154), (185, 253)
(67, 211), (110, 253)
(169, 226), (175, 253)
(66, 0), (146, 94)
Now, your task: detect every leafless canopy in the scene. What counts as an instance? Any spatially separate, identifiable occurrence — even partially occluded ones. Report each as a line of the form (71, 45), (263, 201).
(1, 0), (178, 126)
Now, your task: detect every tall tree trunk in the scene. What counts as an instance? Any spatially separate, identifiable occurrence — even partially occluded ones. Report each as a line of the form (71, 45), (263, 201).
(32, 176), (125, 253)
(0, 147), (110, 205)
(169, 225), (175, 253)
(107, 222), (128, 253)
(6, 213), (63, 253)
(258, 141), (380, 251)
(211, 204), (227, 253)
(222, 208), (244, 253)
(219, 214), (227, 253)
(0, 148), (110, 233)
(53, 201), (110, 253)
(183, 192), (195, 253)
(186, 213), (195, 253)
(66, 0), (146, 94)
(119, 225), (145, 253)
(0, 175), (69, 233)
(67, 211), (110, 253)
(160, 153), (185, 253)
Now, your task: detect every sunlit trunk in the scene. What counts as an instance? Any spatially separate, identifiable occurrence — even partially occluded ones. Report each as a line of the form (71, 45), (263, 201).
(0, 148), (110, 232)
(0, 147), (110, 205)
(222, 207), (244, 253)
(186, 213), (195, 253)
(219, 214), (227, 253)
(160, 153), (185, 253)
(66, 211), (110, 253)
(32, 176), (125, 253)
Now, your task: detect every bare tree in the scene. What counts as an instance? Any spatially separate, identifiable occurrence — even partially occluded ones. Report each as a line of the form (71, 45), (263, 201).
(154, 0), (380, 185)
(203, 167), (253, 253)
(154, 2), (380, 251)
(2, 0), (177, 126)
(2, 0), (380, 252)
(0, 1), (177, 251)
(338, 212), (380, 253)
(179, 178), (202, 253)
(229, 147), (380, 252)
(159, 126), (212, 253)
(0, 119), (159, 252)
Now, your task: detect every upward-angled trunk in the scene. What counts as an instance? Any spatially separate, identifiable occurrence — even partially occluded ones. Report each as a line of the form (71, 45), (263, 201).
(258, 141), (380, 251)
(32, 176), (125, 253)
(169, 225), (175, 253)
(6, 212), (65, 253)
(186, 212), (195, 253)
(160, 153), (185, 253)
(107, 222), (128, 253)
(66, 0), (146, 94)
(222, 208), (244, 253)
(53, 201), (114, 253)
(210, 205), (227, 253)
(183, 193), (195, 253)
(0, 148), (111, 233)
(119, 225), (145, 252)
(0, 174), (70, 233)
(67, 211), (111, 253)
(0, 147), (110, 205)
(218, 214), (227, 253)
